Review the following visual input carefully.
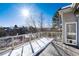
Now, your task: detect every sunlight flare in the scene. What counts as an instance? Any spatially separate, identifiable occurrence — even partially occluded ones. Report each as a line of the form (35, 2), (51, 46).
(21, 8), (30, 17)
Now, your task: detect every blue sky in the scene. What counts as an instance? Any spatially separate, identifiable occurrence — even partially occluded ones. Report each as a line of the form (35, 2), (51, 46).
(0, 3), (71, 27)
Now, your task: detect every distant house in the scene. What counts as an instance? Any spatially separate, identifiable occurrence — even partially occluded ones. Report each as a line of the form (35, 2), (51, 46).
(59, 3), (79, 47)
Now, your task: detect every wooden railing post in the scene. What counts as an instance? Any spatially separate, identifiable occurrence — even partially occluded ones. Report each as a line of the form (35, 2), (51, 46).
(12, 37), (14, 49)
(22, 35), (25, 43)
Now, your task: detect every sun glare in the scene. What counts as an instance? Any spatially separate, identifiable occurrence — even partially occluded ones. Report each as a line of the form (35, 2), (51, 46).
(21, 9), (30, 17)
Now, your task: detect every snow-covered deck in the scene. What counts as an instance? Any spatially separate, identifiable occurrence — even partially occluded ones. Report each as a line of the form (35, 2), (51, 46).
(1, 37), (53, 56)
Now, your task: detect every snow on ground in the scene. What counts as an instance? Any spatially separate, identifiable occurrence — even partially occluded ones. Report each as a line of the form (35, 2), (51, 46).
(40, 38), (49, 44)
(1, 51), (10, 56)
(47, 38), (53, 42)
(31, 40), (41, 53)
(10, 46), (22, 56)
(1, 37), (53, 56)
(36, 39), (45, 47)
(22, 42), (32, 56)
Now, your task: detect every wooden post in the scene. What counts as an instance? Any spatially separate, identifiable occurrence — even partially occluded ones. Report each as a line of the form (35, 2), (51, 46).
(29, 33), (34, 53)
(22, 35), (25, 43)
(12, 37), (14, 49)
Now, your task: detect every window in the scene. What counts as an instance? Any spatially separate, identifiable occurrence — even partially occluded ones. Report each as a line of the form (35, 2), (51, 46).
(66, 23), (76, 33)
(66, 22), (77, 40)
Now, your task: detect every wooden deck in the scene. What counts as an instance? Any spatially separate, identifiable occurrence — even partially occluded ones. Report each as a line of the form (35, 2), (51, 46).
(0, 37), (53, 56)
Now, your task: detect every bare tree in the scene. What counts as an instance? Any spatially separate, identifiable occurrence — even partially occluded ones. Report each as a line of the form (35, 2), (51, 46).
(30, 16), (37, 30)
(36, 13), (44, 32)
(40, 13), (43, 31)
(25, 13), (44, 32)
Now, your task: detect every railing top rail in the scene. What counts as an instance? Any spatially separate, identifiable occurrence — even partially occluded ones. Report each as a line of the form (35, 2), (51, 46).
(0, 31), (62, 40)
(0, 34), (25, 40)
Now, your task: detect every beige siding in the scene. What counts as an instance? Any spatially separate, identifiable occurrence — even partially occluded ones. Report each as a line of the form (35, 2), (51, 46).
(62, 13), (77, 43)
(77, 16), (79, 47)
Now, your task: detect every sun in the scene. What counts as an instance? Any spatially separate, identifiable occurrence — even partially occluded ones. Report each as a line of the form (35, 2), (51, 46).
(21, 9), (30, 17)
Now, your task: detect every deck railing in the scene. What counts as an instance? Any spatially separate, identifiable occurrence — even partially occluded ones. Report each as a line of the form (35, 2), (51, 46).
(0, 32), (62, 52)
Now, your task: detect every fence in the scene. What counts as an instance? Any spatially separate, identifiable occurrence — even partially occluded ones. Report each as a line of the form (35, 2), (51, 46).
(0, 32), (62, 51)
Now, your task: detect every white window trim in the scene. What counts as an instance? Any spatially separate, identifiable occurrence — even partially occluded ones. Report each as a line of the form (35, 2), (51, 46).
(65, 22), (77, 45)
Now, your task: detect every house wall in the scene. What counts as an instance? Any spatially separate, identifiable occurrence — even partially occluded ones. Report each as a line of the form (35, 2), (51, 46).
(76, 16), (79, 47)
(62, 12), (77, 43)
